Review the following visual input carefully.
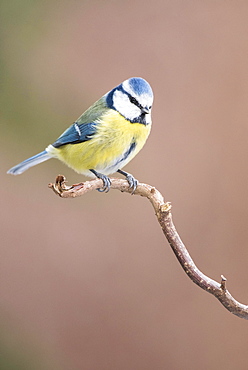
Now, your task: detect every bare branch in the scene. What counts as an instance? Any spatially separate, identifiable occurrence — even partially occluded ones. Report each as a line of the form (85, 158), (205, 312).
(49, 175), (248, 320)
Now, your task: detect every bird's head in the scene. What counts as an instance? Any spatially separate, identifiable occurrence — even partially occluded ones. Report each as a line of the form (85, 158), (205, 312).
(106, 77), (153, 125)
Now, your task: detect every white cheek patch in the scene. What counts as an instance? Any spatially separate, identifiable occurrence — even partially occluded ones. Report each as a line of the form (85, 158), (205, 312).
(113, 90), (141, 121)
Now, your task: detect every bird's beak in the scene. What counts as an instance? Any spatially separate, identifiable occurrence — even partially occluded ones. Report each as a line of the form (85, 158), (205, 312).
(142, 106), (150, 114)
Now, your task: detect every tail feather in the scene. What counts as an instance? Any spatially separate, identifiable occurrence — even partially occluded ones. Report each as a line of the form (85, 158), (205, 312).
(7, 150), (51, 175)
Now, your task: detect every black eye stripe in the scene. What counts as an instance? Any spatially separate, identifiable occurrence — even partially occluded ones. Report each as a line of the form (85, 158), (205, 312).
(129, 96), (138, 105)
(128, 94), (143, 110)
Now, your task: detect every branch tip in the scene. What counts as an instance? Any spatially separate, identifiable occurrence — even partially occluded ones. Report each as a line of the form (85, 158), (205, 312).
(48, 175), (73, 196)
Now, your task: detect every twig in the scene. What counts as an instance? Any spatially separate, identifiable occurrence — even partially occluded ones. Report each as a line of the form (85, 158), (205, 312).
(48, 175), (248, 320)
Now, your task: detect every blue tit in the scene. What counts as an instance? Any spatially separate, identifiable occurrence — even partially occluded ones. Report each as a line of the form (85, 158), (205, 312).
(7, 77), (153, 192)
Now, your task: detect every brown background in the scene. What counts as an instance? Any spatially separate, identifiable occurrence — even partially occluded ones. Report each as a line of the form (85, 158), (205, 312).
(2, 1), (248, 369)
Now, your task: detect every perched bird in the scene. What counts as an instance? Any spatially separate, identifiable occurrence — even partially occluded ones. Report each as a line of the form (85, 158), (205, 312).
(7, 77), (153, 192)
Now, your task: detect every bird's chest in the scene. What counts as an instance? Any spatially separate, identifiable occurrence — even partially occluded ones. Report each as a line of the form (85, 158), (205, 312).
(95, 110), (151, 151)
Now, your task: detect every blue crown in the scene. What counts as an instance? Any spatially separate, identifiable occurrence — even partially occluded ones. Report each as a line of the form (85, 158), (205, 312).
(127, 77), (153, 97)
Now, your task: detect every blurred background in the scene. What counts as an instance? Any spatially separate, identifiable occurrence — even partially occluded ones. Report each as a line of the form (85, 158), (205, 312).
(2, 0), (248, 369)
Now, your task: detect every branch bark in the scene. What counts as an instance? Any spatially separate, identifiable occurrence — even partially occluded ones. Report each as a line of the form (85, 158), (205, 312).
(49, 175), (248, 320)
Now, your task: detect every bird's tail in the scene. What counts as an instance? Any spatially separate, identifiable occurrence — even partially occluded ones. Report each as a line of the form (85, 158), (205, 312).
(7, 150), (51, 175)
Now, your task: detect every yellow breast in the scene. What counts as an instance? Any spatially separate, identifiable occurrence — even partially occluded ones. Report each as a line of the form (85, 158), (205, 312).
(50, 110), (151, 176)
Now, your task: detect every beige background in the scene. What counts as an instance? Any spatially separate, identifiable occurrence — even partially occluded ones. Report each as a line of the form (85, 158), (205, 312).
(2, 1), (248, 369)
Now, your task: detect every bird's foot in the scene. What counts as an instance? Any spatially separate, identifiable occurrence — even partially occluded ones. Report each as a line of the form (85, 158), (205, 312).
(117, 169), (138, 194)
(90, 169), (111, 193)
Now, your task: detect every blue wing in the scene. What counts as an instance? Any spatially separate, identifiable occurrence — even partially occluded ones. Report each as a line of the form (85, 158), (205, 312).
(52, 122), (97, 148)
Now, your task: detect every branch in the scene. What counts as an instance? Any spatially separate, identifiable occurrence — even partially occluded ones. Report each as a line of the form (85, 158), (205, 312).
(49, 175), (248, 320)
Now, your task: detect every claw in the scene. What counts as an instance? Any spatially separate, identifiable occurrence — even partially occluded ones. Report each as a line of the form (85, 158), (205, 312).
(125, 173), (138, 193)
(97, 175), (111, 193)
(117, 169), (138, 194)
(90, 169), (111, 193)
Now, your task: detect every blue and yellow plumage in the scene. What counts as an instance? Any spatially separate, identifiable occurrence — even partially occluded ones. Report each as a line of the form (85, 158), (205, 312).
(7, 77), (154, 192)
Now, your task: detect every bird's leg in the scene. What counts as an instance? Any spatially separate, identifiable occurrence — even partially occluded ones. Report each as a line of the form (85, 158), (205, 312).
(90, 169), (111, 193)
(117, 169), (138, 193)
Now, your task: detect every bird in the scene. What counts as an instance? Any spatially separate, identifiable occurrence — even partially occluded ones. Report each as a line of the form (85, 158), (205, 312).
(7, 77), (153, 192)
